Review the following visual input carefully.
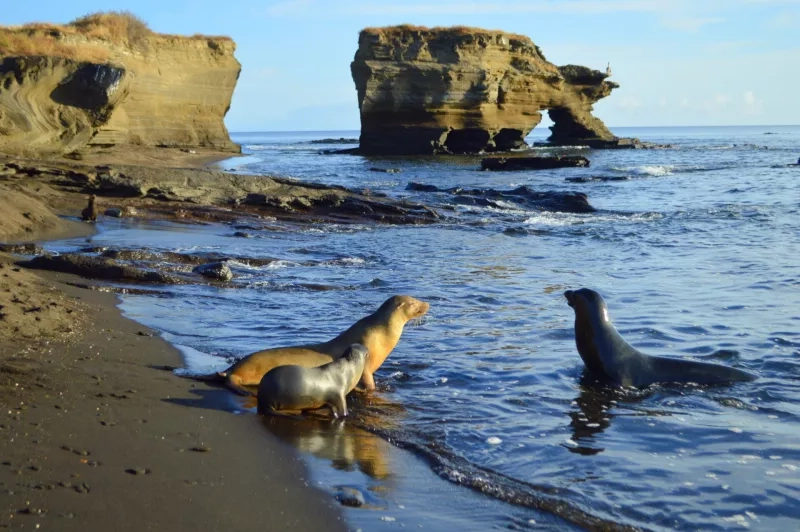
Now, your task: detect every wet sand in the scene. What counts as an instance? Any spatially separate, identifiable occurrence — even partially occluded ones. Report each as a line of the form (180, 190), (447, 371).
(0, 146), (348, 531)
(0, 263), (347, 531)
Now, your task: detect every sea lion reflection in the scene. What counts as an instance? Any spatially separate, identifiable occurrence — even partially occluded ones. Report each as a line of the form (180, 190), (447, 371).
(261, 415), (392, 480)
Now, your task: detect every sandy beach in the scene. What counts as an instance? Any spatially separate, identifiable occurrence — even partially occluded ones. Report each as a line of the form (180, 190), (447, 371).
(0, 148), (348, 531)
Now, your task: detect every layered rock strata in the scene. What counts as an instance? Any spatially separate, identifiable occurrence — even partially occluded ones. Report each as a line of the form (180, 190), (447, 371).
(0, 22), (240, 155)
(351, 26), (620, 155)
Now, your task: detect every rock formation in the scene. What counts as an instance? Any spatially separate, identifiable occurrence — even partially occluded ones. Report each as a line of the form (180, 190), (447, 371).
(0, 13), (240, 156)
(350, 26), (622, 155)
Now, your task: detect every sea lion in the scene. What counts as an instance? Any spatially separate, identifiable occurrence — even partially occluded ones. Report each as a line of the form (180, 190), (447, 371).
(257, 343), (369, 417)
(192, 295), (429, 395)
(564, 288), (757, 387)
(81, 195), (98, 222)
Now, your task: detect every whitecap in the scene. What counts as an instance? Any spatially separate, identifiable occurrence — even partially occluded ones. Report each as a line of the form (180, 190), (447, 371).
(487, 437), (502, 445)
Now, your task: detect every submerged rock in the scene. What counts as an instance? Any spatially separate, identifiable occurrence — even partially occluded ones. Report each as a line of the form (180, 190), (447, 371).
(0, 243), (44, 255)
(192, 261), (233, 282)
(21, 254), (182, 284)
(369, 167), (401, 173)
(335, 487), (366, 508)
(481, 156), (590, 171)
(406, 182), (595, 213)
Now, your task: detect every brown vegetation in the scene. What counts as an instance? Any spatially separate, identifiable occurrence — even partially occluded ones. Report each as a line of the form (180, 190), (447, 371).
(361, 24), (530, 42)
(0, 11), (232, 62)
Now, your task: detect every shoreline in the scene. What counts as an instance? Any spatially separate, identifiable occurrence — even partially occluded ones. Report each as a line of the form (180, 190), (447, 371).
(0, 262), (346, 531)
(0, 147), (350, 531)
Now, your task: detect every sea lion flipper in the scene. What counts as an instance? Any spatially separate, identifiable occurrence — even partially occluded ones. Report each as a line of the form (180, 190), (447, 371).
(225, 375), (254, 396)
(359, 371), (376, 391)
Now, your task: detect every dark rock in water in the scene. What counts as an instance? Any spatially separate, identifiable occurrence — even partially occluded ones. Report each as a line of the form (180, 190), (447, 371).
(566, 175), (631, 183)
(310, 137), (358, 144)
(369, 167), (401, 173)
(771, 164), (800, 168)
(101, 247), (277, 268)
(192, 262), (233, 282)
(0, 243), (44, 255)
(319, 147), (360, 155)
(481, 156), (590, 171)
(335, 487), (366, 507)
(406, 183), (440, 193)
(104, 206), (137, 218)
(531, 138), (671, 150)
(21, 254), (182, 284)
(79, 246), (109, 253)
(406, 183), (595, 213)
(232, 231), (253, 238)
(102, 249), (164, 262)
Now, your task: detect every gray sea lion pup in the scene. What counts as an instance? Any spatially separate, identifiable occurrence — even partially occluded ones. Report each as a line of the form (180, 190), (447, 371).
(257, 343), (369, 417)
(564, 288), (758, 387)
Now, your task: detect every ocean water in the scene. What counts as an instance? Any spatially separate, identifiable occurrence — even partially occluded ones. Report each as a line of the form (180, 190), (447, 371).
(48, 126), (800, 530)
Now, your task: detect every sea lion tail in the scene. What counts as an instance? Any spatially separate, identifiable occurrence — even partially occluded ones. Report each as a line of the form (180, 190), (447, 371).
(650, 356), (757, 385)
(179, 371), (228, 383)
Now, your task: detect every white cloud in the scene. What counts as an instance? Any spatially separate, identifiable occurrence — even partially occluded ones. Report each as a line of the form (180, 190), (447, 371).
(743, 91), (763, 115)
(714, 93), (732, 105)
(661, 16), (724, 31)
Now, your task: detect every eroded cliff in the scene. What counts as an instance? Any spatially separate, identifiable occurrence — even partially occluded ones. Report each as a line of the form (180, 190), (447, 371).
(0, 13), (240, 156)
(351, 26), (621, 155)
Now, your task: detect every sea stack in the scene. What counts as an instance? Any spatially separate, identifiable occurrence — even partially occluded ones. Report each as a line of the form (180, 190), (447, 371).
(350, 25), (622, 155)
(0, 13), (241, 156)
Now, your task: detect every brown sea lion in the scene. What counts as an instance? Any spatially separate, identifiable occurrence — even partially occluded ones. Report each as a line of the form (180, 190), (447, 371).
(81, 194), (98, 222)
(257, 343), (369, 417)
(190, 295), (429, 395)
(565, 288), (758, 387)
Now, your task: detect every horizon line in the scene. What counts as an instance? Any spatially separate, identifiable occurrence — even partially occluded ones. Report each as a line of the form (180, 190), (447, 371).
(228, 124), (800, 134)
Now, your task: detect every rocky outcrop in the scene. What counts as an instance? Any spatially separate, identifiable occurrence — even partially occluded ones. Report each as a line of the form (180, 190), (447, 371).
(1, 160), (441, 225)
(351, 26), (619, 155)
(0, 18), (240, 156)
(406, 183), (595, 213)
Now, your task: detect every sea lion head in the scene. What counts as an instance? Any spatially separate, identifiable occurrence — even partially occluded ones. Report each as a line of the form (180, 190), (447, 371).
(379, 295), (430, 324)
(341, 343), (370, 365)
(565, 288), (610, 324)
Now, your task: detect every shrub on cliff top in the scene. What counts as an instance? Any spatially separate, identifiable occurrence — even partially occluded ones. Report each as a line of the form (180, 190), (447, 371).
(69, 11), (152, 49)
(0, 11), (232, 61)
(361, 24), (530, 43)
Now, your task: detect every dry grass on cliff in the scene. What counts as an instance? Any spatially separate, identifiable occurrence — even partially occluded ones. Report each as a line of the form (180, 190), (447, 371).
(0, 32), (111, 62)
(362, 24), (531, 42)
(0, 11), (232, 62)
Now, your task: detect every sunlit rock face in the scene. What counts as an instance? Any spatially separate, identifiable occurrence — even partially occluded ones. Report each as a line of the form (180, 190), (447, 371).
(351, 26), (619, 155)
(0, 29), (240, 155)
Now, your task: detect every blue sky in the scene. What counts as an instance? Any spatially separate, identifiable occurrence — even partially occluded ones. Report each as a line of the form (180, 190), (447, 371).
(5, 0), (799, 131)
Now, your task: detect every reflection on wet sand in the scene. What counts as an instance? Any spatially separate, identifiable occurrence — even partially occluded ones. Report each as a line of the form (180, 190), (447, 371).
(260, 415), (393, 480)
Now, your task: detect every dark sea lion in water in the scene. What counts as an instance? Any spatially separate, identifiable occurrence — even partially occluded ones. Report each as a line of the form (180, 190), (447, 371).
(257, 343), (369, 417)
(564, 288), (758, 387)
(81, 194), (98, 222)
(188, 295), (430, 395)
